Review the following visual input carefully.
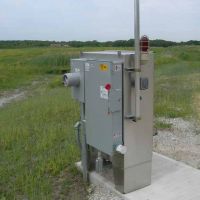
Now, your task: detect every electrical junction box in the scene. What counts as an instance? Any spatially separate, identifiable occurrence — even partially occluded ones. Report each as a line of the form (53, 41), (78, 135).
(87, 60), (122, 156)
(64, 50), (154, 194)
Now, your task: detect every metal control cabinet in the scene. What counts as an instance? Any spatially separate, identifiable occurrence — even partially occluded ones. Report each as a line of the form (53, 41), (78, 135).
(65, 50), (154, 193)
(71, 59), (123, 155)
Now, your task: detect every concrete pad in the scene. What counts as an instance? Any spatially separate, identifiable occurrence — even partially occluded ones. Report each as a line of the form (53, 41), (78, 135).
(76, 153), (200, 200)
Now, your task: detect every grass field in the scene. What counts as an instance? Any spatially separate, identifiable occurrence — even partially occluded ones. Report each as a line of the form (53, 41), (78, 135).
(0, 46), (200, 199)
(0, 47), (128, 92)
(154, 46), (200, 130)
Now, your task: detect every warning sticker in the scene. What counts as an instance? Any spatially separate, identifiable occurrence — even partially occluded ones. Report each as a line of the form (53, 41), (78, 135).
(85, 63), (90, 71)
(75, 68), (80, 73)
(99, 64), (108, 71)
(100, 86), (108, 100)
(114, 64), (121, 72)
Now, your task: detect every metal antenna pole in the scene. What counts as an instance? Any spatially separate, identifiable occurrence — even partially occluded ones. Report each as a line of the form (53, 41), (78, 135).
(134, 0), (141, 121)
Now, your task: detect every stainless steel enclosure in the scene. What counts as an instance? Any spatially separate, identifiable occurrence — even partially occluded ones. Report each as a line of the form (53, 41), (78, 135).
(65, 50), (154, 193)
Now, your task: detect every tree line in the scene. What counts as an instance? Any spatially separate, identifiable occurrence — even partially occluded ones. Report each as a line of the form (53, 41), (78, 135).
(0, 39), (199, 49)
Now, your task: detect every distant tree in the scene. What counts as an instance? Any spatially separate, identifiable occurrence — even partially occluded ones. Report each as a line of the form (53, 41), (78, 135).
(150, 39), (177, 47)
(0, 39), (199, 49)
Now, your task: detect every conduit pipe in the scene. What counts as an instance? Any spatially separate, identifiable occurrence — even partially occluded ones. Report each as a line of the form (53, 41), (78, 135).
(134, 0), (141, 121)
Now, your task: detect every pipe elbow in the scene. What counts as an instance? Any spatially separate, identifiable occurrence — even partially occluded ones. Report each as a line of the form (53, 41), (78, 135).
(63, 72), (80, 87)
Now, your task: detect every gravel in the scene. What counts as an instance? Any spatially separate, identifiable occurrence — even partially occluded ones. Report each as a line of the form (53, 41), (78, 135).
(154, 118), (200, 169)
(0, 90), (25, 108)
(88, 185), (123, 200)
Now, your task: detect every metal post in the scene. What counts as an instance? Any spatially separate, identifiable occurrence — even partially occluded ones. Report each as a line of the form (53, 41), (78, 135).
(80, 103), (89, 182)
(134, 0), (141, 121)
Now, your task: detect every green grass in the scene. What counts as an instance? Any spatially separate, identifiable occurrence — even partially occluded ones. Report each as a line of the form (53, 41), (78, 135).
(154, 46), (200, 119)
(0, 85), (88, 199)
(0, 48), (77, 91)
(155, 120), (172, 130)
(0, 47), (128, 92)
(0, 45), (200, 199)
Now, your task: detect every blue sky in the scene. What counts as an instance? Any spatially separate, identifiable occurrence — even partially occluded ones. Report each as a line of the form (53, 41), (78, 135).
(0, 0), (199, 41)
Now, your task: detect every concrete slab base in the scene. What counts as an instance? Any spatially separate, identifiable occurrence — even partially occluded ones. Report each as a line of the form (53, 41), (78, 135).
(76, 153), (200, 200)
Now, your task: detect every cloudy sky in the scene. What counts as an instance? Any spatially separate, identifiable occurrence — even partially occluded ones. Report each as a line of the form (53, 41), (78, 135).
(0, 0), (199, 42)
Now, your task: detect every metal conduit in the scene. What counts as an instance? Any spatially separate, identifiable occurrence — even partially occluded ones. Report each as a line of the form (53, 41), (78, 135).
(134, 0), (141, 121)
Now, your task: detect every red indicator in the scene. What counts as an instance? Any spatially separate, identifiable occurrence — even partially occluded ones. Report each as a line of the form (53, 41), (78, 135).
(140, 35), (149, 52)
(105, 83), (111, 91)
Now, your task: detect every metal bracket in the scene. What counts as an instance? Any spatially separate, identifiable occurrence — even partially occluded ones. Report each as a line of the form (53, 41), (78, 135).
(125, 115), (141, 122)
(125, 68), (141, 72)
(125, 115), (135, 119)
(132, 117), (142, 122)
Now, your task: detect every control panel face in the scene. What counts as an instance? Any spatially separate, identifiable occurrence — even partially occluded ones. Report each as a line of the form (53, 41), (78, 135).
(82, 60), (123, 155)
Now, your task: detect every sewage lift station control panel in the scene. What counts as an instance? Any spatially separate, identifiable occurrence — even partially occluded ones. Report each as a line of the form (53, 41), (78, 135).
(64, 0), (154, 194)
